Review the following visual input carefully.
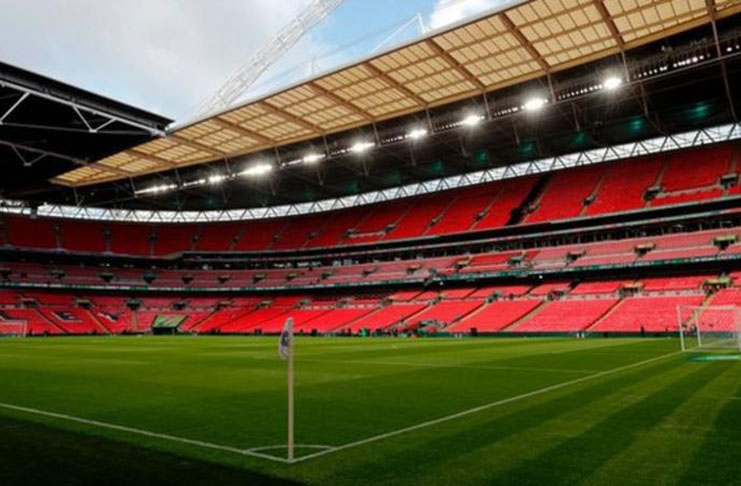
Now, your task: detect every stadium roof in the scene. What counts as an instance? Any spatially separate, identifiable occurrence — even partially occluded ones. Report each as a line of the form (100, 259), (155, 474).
(52, 0), (741, 188)
(0, 60), (171, 198)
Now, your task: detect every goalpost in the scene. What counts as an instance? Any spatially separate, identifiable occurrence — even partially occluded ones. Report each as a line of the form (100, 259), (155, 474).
(0, 322), (28, 338)
(678, 305), (741, 352)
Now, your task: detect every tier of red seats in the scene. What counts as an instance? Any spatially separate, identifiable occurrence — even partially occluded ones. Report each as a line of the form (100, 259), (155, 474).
(590, 295), (705, 333)
(2, 144), (738, 255)
(513, 299), (617, 332)
(110, 224), (152, 256)
(586, 156), (663, 215)
(152, 225), (196, 256)
(571, 280), (628, 295)
(425, 186), (500, 236)
(641, 275), (710, 291)
(0, 308), (62, 335)
(651, 188), (725, 207)
(59, 220), (107, 253)
(196, 224), (240, 252)
(405, 300), (483, 328)
(526, 166), (602, 223)
(0, 225), (734, 291)
(473, 178), (537, 229)
(344, 304), (426, 332)
(660, 145), (734, 191)
(448, 299), (542, 332)
(707, 288), (741, 306)
(352, 201), (408, 234)
(5, 216), (56, 249)
(0, 268), (729, 337)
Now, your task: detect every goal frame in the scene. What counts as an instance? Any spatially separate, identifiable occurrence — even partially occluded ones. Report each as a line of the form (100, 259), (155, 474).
(677, 304), (741, 352)
(0, 321), (28, 338)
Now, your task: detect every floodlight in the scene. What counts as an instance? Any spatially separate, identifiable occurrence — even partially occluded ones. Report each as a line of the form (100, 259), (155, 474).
(137, 183), (176, 196)
(241, 163), (273, 177)
(461, 113), (483, 127)
(602, 76), (622, 91)
(303, 153), (324, 164)
(407, 128), (428, 140)
(208, 174), (227, 185)
(350, 141), (374, 154)
(523, 97), (547, 112)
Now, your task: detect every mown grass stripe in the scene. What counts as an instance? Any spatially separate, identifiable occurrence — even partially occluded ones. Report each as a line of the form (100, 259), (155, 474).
(0, 402), (290, 464)
(293, 350), (683, 463)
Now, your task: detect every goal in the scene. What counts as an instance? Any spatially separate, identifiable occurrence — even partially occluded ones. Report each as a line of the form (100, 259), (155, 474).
(0, 321), (27, 338)
(678, 305), (741, 352)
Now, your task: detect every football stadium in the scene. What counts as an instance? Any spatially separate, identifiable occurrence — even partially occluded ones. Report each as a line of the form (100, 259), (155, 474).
(2, 1), (741, 484)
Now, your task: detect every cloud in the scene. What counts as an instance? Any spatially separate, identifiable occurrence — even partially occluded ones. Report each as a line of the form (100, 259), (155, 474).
(428, 0), (512, 30)
(0, 0), (312, 119)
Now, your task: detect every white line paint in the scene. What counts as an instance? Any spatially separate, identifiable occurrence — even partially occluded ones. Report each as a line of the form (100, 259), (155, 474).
(247, 444), (335, 452)
(293, 351), (683, 463)
(0, 350), (682, 466)
(0, 402), (289, 464)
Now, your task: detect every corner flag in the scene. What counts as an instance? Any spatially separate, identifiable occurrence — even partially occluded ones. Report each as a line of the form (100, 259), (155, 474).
(278, 317), (295, 461)
(278, 317), (294, 360)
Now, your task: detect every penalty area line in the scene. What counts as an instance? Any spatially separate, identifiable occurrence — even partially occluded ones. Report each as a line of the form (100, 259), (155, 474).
(293, 350), (683, 463)
(0, 402), (290, 464)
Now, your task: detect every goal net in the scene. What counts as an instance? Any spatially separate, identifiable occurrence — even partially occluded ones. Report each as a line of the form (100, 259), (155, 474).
(678, 305), (741, 352)
(0, 321), (27, 338)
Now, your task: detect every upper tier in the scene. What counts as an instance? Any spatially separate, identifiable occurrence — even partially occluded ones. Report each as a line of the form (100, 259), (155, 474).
(2, 143), (739, 257)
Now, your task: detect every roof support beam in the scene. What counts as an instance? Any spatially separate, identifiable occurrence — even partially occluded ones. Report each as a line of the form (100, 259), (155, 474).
(499, 13), (550, 73)
(211, 117), (275, 145)
(0, 92), (29, 124)
(364, 63), (427, 107)
(93, 164), (138, 178)
(167, 134), (226, 158)
(259, 101), (325, 134)
(706, 0), (737, 122)
(0, 78), (164, 136)
(308, 82), (375, 122)
(127, 149), (178, 168)
(592, 0), (625, 48)
(0, 138), (86, 165)
(425, 39), (486, 92)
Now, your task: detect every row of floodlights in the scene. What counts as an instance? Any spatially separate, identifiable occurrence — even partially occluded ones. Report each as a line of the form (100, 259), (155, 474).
(138, 76), (624, 196)
(137, 163), (275, 194)
(634, 51), (713, 80)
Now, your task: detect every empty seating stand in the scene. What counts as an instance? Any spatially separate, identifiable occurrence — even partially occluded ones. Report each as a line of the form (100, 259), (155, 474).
(651, 145), (735, 206)
(586, 156), (662, 215)
(2, 144), (738, 255)
(591, 295), (705, 333)
(448, 299), (542, 333)
(110, 224), (152, 256)
(4, 215), (57, 249)
(526, 166), (602, 223)
(513, 299), (618, 332)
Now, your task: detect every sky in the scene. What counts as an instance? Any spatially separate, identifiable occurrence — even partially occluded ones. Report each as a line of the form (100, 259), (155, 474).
(0, 0), (507, 122)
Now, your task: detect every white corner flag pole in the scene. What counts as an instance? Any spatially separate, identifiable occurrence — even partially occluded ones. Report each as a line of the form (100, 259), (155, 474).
(279, 317), (295, 462)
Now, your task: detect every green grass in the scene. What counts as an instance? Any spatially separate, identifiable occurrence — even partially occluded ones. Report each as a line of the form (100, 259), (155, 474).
(0, 335), (739, 485)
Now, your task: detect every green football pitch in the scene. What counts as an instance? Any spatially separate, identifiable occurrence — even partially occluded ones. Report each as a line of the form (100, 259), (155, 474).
(0, 336), (740, 486)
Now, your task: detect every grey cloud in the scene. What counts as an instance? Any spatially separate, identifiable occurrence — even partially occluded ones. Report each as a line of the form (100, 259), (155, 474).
(0, 0), (309, 118)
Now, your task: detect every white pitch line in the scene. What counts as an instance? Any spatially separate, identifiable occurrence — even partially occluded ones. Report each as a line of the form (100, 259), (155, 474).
(0, 402), (289, 464)
(247, 444), (335, 453)
(0, 350), (682, 466)
(293, 350), (683, 463)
